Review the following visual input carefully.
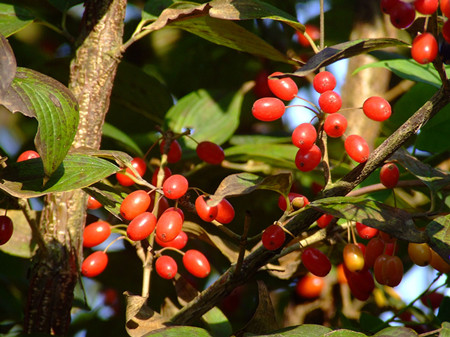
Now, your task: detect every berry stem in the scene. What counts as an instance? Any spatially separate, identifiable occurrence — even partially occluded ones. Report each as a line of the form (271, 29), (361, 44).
(211, 220), (241, 242)
(156, 246), (185, 257)
(103, 235), (126, 253)
(234, 211), (251, 276)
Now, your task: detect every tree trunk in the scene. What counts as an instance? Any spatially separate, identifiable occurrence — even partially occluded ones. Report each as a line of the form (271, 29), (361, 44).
(24, 0), (127, 334)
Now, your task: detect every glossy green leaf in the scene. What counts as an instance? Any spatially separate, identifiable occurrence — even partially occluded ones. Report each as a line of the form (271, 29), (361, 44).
(0, 209), (36, 258)
(102, 122), (144, 157)
(143, 326), (212, 336)
(244, 324), (332, 336)
(142, 0), (191, 21)
(373, 326), (419, 337)
(0, 4), (34, 37)
(48, 0), (84, 12)
(0, 154), (120, 198)
(165, 84), (250, 148)
(202, 306), (233, 337)
(353, 58), (450, 88)
(208, 172), (292, 206)
(83, 182), (127, 220)
(310, 196), (425, 243)
(229, 135), (292, 145)
(325, 330), (367, 337)
(2, 67), (79, 177)
(426, 214), (450, 264)
(287, 38), (408, 77)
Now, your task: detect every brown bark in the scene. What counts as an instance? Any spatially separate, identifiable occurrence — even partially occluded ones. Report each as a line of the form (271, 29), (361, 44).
(24, 0), (127, 334)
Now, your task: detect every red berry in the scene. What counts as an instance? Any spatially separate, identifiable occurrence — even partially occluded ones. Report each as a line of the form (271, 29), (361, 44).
(313, 71), (336, 94)
(345, 135), (370, 163)
(429, 249), (450, 273)
(155, 210), (183, 242)
(374, 254), (403, 287)
(127, 212), (157, 241)
(83, 220), (111, 248)
(414, 0), (438, 14)
(267, 72), (298, 101)
(421, 291), (444, 310)
(343, 243), (365, 273)
(162, 207), (185, 222)
(215, 199), (235, 224)
(337, 264), (348, 284)
(380, 163), (400, 188)
(323, 113), (347, 137)
(365, 237), (385, 268)
(278, 193), (309, 211)
(343, 264), (374, 301)
(295, 273), (325, 299)
(318, 90), (342, 114)
(441, 0), (450, 17)
(408, 242), (432, 266)
(162, 174), (189, 200)
(116, 157), (147, 187)
(317, 214), (334, 228)
(443, 20), (450, 43)
(261, 224), (286, 250)
(0, 215), (13, 245)
(196, 141), (225, 165)
(87, 195), (102, 210)
(411, 33), (438, 64)
(296, 24), (320, 47)
(355, 222), (379, 240)
(291, 123), (317, 151)
(17, 150), (40, 162)
(295, 144), (322, 172)
(155, 255), (178, 279)
(301, 247), (332, 277)
(252, 97), (286, 122)
(81, 251), (108, 277)
(183, 249), (211, 278)
(160, 139), (182, 163)
(195, 195), (218, 222)
(253, 70), (273, 98)
(389, 2), (415, 29)
(151, 166), (172, 186)
(120, 190), (151, 221)
(380, 0), (400, 14)
(362, 96), (392, 121)
(155, 230), (188, 249)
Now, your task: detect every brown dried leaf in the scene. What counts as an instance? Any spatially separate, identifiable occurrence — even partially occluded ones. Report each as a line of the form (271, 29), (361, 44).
(267, 250), (302, 280)
(0, 34), (16, 94)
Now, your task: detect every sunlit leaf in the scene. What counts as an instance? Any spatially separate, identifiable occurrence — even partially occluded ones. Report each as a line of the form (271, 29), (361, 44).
(102, 122), (144, 157)
(0, 4), (34, 37)
(142, 326), (212, 336)
(373, 326), (419, 337)
(426, 214), (450, 264)
(0, 209), (36, 258)
(125, 292), (166, 337)
(83, 182), (126, 220)
(245, 324), (332, 336)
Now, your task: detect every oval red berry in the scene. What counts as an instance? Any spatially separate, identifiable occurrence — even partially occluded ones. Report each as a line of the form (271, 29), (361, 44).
(83, 220), (111, 248)
(127, 212), (157, 241)
(183, 249), (211, 278)
(252, 97), (285, 122)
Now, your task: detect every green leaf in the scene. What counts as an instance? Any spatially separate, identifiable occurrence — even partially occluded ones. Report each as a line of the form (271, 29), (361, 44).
(426, 214), (450, 264)
(0, 4), (34, 37)
(310, 196), (425, 243)
(2, 67), (79, 177)
(359, 313), (388, 334)
(353, 58), (449, 88)
(202, 306), (233, 337)
(0, 154), (120, 198)
(165, 85), (250, 148)
(209, 0), (304, 32)
(102, 122), (144, 157)
(244, 324), (332, 336)
(325, 330), (367, 337)
(229, 135), (292, 145)
(287, 38), (408, 77)
(83, 183), (127, 220)
(143, 326), (212, 336)
(47, 0), (84, 12)
(142, 0), (184, 21)
(373, 326), (419, 337)
(0, 209), (36, 258)
(437, 297), (450, 323)
(208, 172), (292, 206)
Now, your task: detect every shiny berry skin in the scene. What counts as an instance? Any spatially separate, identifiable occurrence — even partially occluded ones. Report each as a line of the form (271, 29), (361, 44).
(162, 174), (189, 200)
(408, 242), (432, 267)
(380, 163), (400, 188)
(155, 230), (188, 249)
(313, 71), (336, 94)
(267, 72), (298, 101)
(155, 255), (178, 279)
(296, 24), (320, 47)
(336, 264), (347, 284)
(83, 220), (111, 248)
(127, 212), (157, 241)
(215, 199), (235, 224)
(441, 0), (450, 17)
(414, 0), (438, 14)
(120, 190), (151, 221)
(0, 215), (13, 245)
(355, 222), (378, 240)
(278, 193), (309, 211)
(116, 157), (147, 187)
(151, 166), (172, 186)
(17, 150), (40, 162)
(87, 195), (102, 210)
(343, 243), (365, 273)
(421, 291), (444, 310)
(380, 0), (400, 14)
(411, 33), (438, 65)
(374, 254), (403, 287)
(345, 135), (370, 163)
(295, 273), (324, 299)
(389, 2), (415, 29)
(317, 214), (334, 228)
(160, 139), (182, 163)
(252, 97), (286, 122)
(162, 207), (185, 222)
(443, 20), (450, 43)
(343, 264), (374, 301)
(324, 113), (347, 138)
(183, 249), (211, 278)
(262, 224), (285, 250)
(365, 237), (385, 268)
(195, 195), (218, 222)
(291, 123), (317, 151)
(81, 251), (108, 277)
(318, 90), (342, 114)
(156, 210), (183, 242)
(295, 144), (322, 172)
(429, 249), (450, 273)
(196, 141), (225, 165)
(362, 96), (392, 121)
(301, 247), (332, 277)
